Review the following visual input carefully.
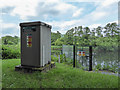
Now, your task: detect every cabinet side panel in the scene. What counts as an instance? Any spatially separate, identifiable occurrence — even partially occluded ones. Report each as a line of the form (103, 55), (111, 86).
(40, 26), (43, 66)
(40, 26), (51, 66)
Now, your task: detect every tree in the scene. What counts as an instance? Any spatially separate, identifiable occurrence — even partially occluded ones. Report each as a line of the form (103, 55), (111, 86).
(96, 26), (102, 37)
(51, 31), (61, 45)
(65, 28), (74, 45)
(55, 37), (64, 46)
(109, 23), (119, 37)
(82, 27), (90, 46)
(77, 26), (83, 37)
(2, 35), (20, 45)
(104, 23), (111, 37)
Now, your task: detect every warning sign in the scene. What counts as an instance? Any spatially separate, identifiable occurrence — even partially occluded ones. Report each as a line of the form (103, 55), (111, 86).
(77, 50), (85, 56)
(78, 51), (81, 56)
(83, 51), (85, 56)
(27, 34), (32, 47)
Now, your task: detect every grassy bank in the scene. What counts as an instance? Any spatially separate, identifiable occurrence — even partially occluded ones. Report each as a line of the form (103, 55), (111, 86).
(0, 60), (2, 90)
(2, 59), (118, 88)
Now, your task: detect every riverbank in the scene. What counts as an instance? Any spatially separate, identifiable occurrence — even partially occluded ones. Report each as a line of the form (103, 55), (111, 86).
(2, 59), (118, 88)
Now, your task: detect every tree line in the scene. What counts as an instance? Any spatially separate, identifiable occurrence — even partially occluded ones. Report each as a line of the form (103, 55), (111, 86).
(1, 22), (119, 59)
(52, 22), (119, 50)
(1, 22), (119, 48)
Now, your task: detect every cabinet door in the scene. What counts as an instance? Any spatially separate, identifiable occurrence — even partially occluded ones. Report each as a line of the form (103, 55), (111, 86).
(21, 25), (40, 67)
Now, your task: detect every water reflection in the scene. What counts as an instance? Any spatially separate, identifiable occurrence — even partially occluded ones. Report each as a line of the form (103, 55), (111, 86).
(77, 47), (119, 72)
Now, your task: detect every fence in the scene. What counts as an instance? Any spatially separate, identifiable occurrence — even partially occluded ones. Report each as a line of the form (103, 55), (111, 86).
(52, 45), (119, 72)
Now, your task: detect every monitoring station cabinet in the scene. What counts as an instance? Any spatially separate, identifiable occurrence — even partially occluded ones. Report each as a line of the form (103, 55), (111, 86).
(19, 21), (52, 68)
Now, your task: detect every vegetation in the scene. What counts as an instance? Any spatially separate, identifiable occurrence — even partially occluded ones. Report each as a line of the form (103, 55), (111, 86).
(51, 46), (62, 55)
(52, 22), (119, 49)
(1, 22), (119, 59)
(1, 36), (20, 59)
(2, 59), (118, 88)
(0, 22), (119, 88)
(0, 60), (2, 90)
(51, 55), (58, 62)
(2, 36), (19, 45)
(51, 31), (61, 45)
(2, 44), (20, 59)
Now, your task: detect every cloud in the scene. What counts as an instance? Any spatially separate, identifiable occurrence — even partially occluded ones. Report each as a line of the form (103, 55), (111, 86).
(101, 0), (118, 7)
(0, 0), (39, 19)
(2, 23), (17, 29)
(1, 7), (14, 14)
(0, 0), (77, 20)
(89, 24), (102, 29)
(77, 0), (118, 23)
(27, 0), (77, 20)
(108, 20), (118, 24)
(72, 8), (83, 17)
(1, 21), (19, 37)
(91, 12), (107, 21)
(0, 0), (118, 35)
(61, 0), (118, 2)
(47, 19), (84, 34)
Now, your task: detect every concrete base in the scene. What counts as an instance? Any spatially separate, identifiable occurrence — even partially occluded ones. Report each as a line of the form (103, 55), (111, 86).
(15, 62), (55, 73)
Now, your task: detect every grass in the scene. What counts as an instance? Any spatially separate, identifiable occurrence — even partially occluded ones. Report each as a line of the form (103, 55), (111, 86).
(0, 60), (2, 89)
(51, 46), (62, 48)
(2, 59), (119, 88)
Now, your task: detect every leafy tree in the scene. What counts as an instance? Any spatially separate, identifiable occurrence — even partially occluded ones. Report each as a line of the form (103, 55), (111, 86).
(77, 26), (83, 37)
(104, 23), (111, 37)
(55, 37), (64, 46)
(2, 35), (19, 45)
(82, 27), (90, 46)
(96, 26), (102, 37)
(51, 31), (61, 45)
(65, 28), (74, 45)
(103, 23), (118, 37)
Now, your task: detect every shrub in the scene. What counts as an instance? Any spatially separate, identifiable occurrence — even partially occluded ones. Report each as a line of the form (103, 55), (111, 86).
(102, 63), (110, 70)
(110, 64), (118, 73)
(65, 58), (73, 65)
(60, 54), (66, 63)
(51, 55), (58, 62)
(2, 45), (20, 59)
(95, 64), (101, 70)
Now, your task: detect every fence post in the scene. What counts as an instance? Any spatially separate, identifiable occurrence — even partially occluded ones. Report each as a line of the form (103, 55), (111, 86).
(89, 46), (92, 71)
(73, 45), (75, 67)
(58, 55), (60, 63)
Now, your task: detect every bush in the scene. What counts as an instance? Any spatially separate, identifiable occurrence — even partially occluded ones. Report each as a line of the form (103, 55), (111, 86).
(65, 58), (73, 65)
(109, 64), (117, 73)
(60, 54), (66, 63)
(51, 55), (58, 62)
(95, 64), (101, 70)
(102, 63), (110, 70)
(2, 45), (20, 59)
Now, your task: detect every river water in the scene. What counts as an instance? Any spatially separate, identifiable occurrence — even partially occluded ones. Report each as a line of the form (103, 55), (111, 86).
(62, 45), (119, 73)
(76, 46), (119, 73)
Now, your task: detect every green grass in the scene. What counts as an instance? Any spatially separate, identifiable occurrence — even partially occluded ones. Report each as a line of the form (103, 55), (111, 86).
(0, 60), (2, 89)
(51, 46), (62, 48)
(2, 59), (118, 88)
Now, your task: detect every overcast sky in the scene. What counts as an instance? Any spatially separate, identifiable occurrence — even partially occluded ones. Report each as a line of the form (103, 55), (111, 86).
(0, 0), (119, 37)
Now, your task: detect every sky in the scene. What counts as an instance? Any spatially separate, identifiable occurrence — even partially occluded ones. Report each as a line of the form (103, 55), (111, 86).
(0, 0), (119, 37)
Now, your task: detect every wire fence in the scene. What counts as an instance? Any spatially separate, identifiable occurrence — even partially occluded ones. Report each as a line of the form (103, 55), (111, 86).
(51, 45), (119, 72)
